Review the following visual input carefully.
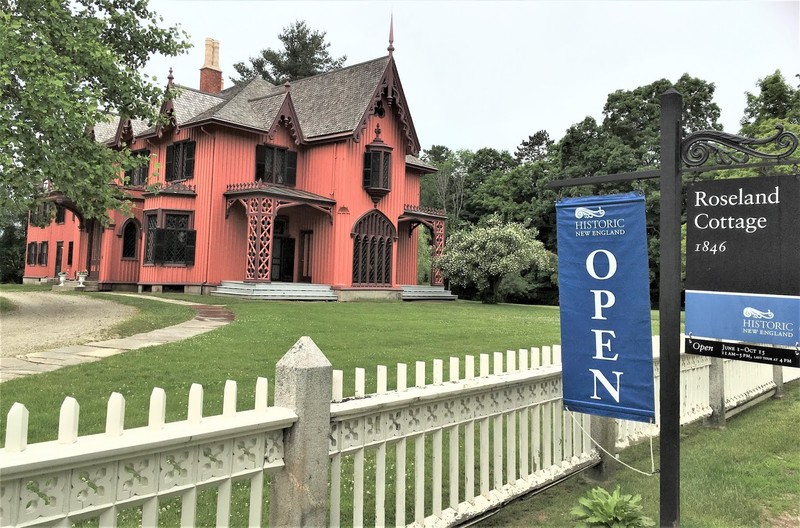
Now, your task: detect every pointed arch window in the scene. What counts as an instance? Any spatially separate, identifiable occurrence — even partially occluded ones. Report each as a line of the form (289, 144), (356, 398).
(352, 210), (396, 287)
(121, 220), (139, 260)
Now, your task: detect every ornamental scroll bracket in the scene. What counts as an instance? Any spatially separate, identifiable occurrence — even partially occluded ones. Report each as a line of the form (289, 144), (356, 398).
(681, 125), (798, 167)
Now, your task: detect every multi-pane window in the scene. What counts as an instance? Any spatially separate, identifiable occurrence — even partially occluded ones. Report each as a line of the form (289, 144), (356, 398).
(121, 221), (138, 259)
(26, 242), (37, 266)
(363, 148), (392, 190)
(143, 211), (196, 266)
(144, 215), (157, 264)
(55, 205), (66, 224)
(67, 241), (74, 266)
(255, 145), (297, 185)
(165, 141), (196, 182)
(125, 150), (151, 186)
(37, 241), (48, 266)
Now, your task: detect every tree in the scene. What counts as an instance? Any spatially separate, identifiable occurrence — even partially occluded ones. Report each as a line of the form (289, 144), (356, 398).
(232, 20), (346, 84)
(740, 70), (800, 136)
(1, 0), (189, 224)
(420, 147), (473, 228)
(435, 215), (552, 304)
(0, 214), (27, 283)
(515, 130), (554, 164)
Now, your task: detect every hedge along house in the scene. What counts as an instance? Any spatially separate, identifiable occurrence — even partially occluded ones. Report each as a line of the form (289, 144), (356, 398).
(24, 34), (454, 300)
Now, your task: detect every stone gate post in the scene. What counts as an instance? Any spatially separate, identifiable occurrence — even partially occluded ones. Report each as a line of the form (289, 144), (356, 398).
(270, 336), (332, 527)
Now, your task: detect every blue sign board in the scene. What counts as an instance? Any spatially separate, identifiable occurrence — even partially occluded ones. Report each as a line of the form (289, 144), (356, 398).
(557, 193), (655, 423)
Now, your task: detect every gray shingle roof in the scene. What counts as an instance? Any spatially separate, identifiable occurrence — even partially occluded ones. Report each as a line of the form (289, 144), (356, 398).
(176, 56), (391, 140)
(287, 56), (390, 138)
(406, 155), (437, 173)
(125, 56), (407, 146)
(93, 116), (119, 144)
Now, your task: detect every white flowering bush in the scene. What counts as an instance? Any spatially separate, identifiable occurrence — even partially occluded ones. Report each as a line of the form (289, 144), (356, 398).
(435, 215), (552, 303)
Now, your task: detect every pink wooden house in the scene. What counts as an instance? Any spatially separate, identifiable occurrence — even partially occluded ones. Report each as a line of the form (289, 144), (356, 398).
(24, 37), (453, 300)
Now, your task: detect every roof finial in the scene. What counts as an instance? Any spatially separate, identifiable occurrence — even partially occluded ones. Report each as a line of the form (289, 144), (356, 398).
(284, 79), (291, 93)
(167, 67), (174, 88)
(387, 14), (394, 56)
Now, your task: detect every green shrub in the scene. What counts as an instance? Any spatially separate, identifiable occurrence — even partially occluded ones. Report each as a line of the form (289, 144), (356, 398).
(570, 486), (655, 528)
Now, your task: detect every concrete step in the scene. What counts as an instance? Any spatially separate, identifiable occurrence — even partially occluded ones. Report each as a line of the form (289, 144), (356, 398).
(52, 281), (100, 292)
(212, 281), (338, 301)
(401, 285), (457, 301)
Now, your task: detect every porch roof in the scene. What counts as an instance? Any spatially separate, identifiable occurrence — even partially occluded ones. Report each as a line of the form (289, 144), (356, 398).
(399, 204), (447, 222)
(224, 182), (335, 207)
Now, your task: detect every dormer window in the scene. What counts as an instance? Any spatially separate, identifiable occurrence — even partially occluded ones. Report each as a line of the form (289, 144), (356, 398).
(363, 125), (392, 204)
(256, 145), (297, 186)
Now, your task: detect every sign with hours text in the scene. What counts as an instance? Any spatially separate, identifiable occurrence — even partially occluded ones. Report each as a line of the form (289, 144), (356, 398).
(685, 175), (800, 368)
(557, 193), (655, 423)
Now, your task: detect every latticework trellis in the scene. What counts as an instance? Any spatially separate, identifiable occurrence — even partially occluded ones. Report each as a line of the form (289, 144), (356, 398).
(432, 219), (445, 286)
(244, 197), (275, 281)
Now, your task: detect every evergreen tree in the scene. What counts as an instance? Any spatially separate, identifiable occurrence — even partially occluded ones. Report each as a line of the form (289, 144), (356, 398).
(232, 20), (347, 84)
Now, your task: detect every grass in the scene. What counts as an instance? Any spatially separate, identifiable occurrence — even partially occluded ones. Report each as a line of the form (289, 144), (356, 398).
(0, 297), (565, 445)
(477, 380), (800, 528)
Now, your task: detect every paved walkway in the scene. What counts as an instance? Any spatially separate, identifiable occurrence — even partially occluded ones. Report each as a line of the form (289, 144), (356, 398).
(0, 294), (234, 383)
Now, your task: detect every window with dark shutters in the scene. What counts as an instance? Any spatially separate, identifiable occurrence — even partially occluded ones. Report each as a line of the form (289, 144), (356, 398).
(125, 150), (151, 186)
(37, 241), (48, 266)
(144, 211), (196, 266)
(362, 145), (392, 204)
(255, 145), (297, 186)
(165, 141), (196, 182)
(27, 243), (37, 266)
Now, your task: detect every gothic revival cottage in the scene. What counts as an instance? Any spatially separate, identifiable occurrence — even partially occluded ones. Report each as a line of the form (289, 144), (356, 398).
(24, 36), (452, 300)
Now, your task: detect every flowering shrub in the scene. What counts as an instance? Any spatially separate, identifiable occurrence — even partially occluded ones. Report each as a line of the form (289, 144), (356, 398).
(435, 215), (553, 303)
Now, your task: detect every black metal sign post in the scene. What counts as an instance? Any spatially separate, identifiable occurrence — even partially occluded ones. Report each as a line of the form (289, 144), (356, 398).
(658, 89), (683, 527)
(550, 88), (799, 527)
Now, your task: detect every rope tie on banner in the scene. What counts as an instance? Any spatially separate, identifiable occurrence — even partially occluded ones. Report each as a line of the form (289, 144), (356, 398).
(567, 410), (657, 477)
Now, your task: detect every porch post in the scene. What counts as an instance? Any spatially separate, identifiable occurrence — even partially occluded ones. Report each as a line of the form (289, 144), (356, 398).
(245, 197), (275, 282)
(432, 219), (445, 286)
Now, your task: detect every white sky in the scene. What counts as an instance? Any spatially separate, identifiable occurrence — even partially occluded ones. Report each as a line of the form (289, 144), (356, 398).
(144, 0), (800, 154)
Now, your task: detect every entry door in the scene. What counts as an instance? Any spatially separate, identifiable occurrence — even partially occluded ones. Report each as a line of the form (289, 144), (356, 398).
(271, 238), (295, 282)
(298, 231), (312, 283)
(55, 241), (64, 274)
(87, 219), (102, 279)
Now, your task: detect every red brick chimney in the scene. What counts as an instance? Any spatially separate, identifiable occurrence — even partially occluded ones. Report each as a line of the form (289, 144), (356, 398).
(199, 38), (222, 93)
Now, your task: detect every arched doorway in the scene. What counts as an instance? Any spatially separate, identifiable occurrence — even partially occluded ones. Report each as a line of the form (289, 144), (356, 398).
(352, 210), (396, 287)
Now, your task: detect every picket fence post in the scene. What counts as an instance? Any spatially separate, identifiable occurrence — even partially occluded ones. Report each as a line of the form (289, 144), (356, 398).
(772, 365), (785, 399)
(270, 336), (332, 527)
(707, 357), (726, 427)
(587, 416), (618, 482)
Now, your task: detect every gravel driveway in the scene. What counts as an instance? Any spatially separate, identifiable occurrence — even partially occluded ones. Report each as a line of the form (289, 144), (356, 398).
(0, 292), (137, 358)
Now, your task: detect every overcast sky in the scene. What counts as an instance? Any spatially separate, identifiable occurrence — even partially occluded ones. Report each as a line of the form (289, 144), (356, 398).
(144, 0), (799, 154)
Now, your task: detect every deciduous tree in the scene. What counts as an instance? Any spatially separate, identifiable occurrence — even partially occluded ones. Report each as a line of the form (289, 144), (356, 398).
(0, 0), (189, 223)
(740, 70), (800, 136)
(232, 20), (346, 84)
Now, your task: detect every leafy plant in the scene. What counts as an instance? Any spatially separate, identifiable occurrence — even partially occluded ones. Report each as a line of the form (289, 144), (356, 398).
(570, 486), (655, 528)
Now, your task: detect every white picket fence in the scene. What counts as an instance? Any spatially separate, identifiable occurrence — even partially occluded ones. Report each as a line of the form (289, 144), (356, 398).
(1, 337), (792, 527)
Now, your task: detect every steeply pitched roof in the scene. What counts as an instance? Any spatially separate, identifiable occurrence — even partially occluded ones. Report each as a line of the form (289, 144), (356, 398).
(287, 56), (390, 139)
(120, 55), (421, 153)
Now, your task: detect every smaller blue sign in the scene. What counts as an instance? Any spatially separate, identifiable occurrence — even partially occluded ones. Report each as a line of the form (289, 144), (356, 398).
(685, 291), (799, 347)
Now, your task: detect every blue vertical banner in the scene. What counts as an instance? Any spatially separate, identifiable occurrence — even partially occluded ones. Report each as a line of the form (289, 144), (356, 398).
(556, 193), (655, 422)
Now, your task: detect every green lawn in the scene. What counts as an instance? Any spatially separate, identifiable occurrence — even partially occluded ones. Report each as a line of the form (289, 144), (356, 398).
(0, 296), (564, 444)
